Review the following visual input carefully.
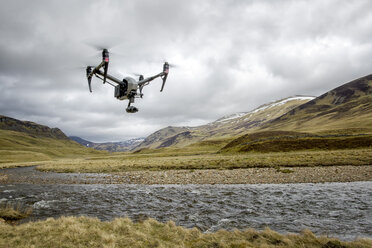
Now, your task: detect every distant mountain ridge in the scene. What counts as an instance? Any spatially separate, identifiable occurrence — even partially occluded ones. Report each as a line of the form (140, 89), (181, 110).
(136, 96), (315, 149)
(136, 74), (372, 150)
(69, 136), (94, 147)
(261, 74), (372, 133)
(0, 115), (99, 164)
(0, 115), (68, 140)
(69, 136), (145, 152)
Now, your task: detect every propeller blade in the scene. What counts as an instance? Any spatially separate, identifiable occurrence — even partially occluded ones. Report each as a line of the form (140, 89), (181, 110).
(84, 41), (121, 51)
(67, 66), (87, 70)
(130, 73), (144, 81)
(168, 63), (178, 68)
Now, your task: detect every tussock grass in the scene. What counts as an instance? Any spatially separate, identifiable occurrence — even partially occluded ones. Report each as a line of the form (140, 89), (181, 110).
(0, 216), (370, 248)
(0, 202), (32, 222)
(37, 148), (372, 173)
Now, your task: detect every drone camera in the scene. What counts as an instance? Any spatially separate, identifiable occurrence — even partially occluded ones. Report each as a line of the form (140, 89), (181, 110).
(126, 106), (139, 113)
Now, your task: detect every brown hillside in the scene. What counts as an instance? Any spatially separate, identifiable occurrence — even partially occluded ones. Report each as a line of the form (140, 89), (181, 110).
(0, 115), (68, 140)
(261, 74), (372, 133)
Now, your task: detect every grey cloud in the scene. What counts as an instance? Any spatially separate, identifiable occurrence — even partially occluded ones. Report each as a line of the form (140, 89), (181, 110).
(1, 0), (372, 142)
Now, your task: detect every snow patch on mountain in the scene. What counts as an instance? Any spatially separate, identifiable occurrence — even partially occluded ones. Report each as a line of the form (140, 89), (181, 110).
(215, 112), (248, 123)
(214, 96), (314, 124)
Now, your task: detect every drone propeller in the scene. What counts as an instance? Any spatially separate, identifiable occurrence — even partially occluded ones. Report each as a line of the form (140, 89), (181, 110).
(134, 74), (145, 97)
(84, 40), (122, 51)
(132, 73), (144, 81)
(167, 63), (178, 68)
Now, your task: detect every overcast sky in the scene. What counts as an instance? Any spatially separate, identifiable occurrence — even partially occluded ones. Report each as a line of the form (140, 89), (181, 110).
(1, 0), (371, 142)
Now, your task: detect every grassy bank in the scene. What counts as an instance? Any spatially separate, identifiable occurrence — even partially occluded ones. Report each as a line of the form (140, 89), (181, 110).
(36, 148), (372, 173)
(0, 216), (371, 248)
(0, 203), (32, 222)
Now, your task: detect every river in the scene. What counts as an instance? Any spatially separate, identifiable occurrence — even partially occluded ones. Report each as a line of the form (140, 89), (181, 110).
(1, 179), (371, 241)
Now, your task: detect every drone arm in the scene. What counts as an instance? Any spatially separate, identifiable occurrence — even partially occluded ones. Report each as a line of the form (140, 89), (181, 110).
(87, 61), (105, 79)
(137, 72), (166, 87)
(94, 74), (116, 87)
(95, 69), (122, 85)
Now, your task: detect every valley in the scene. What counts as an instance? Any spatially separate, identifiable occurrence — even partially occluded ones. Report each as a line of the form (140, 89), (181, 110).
(2, 2), (372, 246)
(1, 71), (372, 248)
(1, 74), (371, 175)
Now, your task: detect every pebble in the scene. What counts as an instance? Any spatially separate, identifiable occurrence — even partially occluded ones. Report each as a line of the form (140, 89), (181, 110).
(0, 166), (371, 185)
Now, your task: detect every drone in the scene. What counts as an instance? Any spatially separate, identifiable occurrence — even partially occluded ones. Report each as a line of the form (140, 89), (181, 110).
(86, 49), (169, 113)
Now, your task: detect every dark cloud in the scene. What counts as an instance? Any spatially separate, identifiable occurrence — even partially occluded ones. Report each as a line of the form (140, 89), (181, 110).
(1, 0), (372, 142)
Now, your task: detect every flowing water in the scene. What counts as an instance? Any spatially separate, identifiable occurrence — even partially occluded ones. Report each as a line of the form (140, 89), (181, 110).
(1, 180), (371, 241)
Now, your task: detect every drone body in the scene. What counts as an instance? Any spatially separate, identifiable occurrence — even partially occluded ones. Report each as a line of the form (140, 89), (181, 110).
(86, 49), (169, 113)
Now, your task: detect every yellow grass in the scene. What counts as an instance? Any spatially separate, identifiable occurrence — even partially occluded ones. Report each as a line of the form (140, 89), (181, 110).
(35, 148), (372, 173)
(0, 216), (370, 248)
(0, 203), (32, 221)
(0, 129), (104, 169)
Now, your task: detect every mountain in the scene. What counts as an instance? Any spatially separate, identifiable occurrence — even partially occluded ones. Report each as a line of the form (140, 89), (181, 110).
(135, 126), (191, 150)
(0, 115), (100, 164)
(260, 74), (372, 134)
(135, 96), (314, 149)
(0, 115), (68, 140)
(137, 74), (372, 151)
(220, 74), (372, 153)
(69, 136), (145, 152)
(69, 136), (94, 147)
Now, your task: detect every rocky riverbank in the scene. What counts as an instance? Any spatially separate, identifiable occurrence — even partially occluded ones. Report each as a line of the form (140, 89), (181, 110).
(0, 165), (371, 184)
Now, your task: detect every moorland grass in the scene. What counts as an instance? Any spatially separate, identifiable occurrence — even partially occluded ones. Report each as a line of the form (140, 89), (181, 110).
(221, 133), (372, 153)
(36, 148), (372, 173)
(0, 216), (371, 248)
(1, 128), (371, 173)
(0, 203), (32, 222)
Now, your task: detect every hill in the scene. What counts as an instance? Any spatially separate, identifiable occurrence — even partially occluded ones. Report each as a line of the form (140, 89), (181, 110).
(221, 74), (372, 153)
(69, 136), (94, 147)
(135, 96), (314, 150)
(136, 74), (372, 153)
(69, 136), (145, 152)
(261, 74), (372, 133)
(0, 115), (68, 139)
(0, 115), (101, 166)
